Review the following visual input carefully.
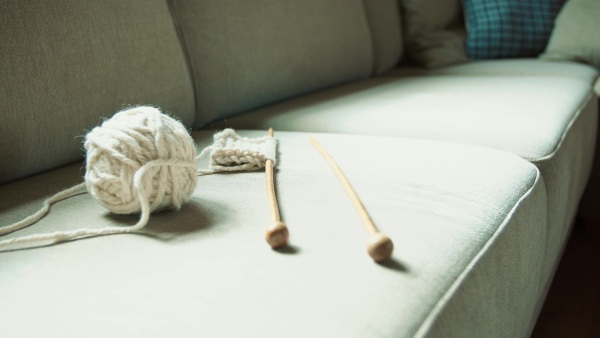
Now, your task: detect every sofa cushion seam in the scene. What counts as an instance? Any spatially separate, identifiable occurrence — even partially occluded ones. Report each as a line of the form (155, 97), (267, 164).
(166, 0), (199, 128)
(529, 91), (595, 163)
(358, 0), (377, 76)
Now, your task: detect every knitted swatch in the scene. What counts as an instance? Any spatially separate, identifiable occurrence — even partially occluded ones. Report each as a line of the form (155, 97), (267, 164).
(197, 128), (277, 175)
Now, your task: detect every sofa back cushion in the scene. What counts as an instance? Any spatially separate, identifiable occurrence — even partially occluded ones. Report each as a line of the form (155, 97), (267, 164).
(541, 0), (600, 71)
(401, 0), (468, 69)
(0, 0), (195, 184)
(362, 0), (403, 74)
(170, 0), (374, 127)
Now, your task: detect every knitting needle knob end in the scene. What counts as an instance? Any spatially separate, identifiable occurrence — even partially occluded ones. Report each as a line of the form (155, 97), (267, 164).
(367, 233), (394, 262)
(265, 222), (289, 249)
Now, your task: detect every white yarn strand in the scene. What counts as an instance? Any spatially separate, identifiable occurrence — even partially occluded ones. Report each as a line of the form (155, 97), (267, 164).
(0, 119), (276, 251)
(0, 183), (87, 237)
(0, 106), (198, 251)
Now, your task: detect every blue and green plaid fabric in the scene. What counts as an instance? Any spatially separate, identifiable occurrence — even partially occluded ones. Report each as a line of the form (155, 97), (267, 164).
(463, 0), (566, 60)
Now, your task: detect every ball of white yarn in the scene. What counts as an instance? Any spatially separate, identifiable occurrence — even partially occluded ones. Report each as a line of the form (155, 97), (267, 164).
(84, 106), (197, 216)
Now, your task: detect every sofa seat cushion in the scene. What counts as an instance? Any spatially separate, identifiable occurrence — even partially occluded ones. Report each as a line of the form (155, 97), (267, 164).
(0, 131), (545, 337)
(218, 60), (598, 311)
(223, 62), (596, 160)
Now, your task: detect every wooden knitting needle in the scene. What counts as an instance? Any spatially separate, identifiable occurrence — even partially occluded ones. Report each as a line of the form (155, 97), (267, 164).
(309, 137), (393, 262)
(264, 128), (289, 249)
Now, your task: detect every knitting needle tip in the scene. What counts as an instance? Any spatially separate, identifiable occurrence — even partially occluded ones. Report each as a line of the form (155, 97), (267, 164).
(367, 233), (394, 262)
(265, 222), (289, 249)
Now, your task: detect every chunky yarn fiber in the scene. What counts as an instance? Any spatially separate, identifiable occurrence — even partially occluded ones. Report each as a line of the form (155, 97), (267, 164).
(85, 106), (197, 219)
(0, 106), (198, 250)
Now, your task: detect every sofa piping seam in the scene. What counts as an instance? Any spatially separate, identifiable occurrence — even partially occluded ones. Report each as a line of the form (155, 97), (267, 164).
(412, 167), (542, 337)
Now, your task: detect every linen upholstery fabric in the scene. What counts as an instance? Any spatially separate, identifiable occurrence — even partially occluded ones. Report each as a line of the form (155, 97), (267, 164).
(540, 0), (600, 70)
(225, 74), (595, 160)
(579, 115), (600, 219)
(527, 96), (597, 331)
(0, 0), (195, 185)
(361, 0), (403, 74)
(422, 59), (599, 82)
(385, 59), (600, 81)
(221, 65), (598, 314)
(401, 0), (468, 69)
(463, 0), (566, 60)
(0, 131), (546, 338)
(169, 0), (373, 128)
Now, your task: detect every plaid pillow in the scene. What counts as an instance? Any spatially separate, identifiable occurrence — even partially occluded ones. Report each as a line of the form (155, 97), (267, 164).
(463, 0), (566, 60)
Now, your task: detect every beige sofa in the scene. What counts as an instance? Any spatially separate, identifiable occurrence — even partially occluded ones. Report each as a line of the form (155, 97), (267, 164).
(1, 1), (598, 337)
